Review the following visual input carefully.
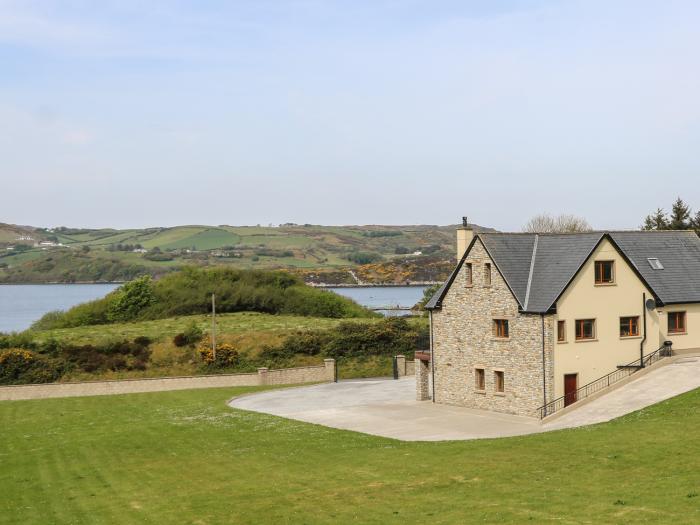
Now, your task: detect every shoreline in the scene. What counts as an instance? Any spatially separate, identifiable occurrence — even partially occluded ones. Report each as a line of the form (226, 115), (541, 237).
(306, 282), (439, 288)
(0, 281), (125, 286)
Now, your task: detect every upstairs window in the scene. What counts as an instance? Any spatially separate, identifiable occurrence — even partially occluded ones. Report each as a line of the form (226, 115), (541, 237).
(465, 263), (473, 286)
(557, 320), (567, 342)
(594, 260), (615, 284)
(620, 316), (640, 337)
(475, 368), (485, 390)
(493, 319), (509, 338)
(668, 312), (687, 334)
(575, 319), (596, 341)
(494, 371), (505, 393)
(484, 263), (492, 286)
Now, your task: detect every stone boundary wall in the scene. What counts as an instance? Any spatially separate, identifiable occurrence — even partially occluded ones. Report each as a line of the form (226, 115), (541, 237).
(0, 359), (336, 401)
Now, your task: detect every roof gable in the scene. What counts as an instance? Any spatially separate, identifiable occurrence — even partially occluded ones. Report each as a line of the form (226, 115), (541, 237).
(609, 231), (700, 304)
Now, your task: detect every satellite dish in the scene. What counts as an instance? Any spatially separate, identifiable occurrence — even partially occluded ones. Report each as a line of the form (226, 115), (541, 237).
(645, 298), (656, 311)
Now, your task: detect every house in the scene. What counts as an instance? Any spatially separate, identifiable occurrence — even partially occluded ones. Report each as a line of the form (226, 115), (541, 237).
(419, 221), (700, 418)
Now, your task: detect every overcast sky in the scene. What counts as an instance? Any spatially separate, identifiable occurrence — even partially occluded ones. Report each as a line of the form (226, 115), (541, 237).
(2, 0), (699, 231)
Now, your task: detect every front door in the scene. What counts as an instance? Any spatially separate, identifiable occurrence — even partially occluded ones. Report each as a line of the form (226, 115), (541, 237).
(564, 374), (578, 407)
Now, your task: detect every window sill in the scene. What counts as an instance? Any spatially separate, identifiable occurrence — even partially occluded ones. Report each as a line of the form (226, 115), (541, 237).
(574, 338), (598, 343)
(594, 283), (617, 287)
(494, 392), (505, 397)
(491, 337), (510, 342)
(474, 389), (486, 395)
(668, 332), (687, 336)
(620, 335), (642, 340)
(557, 340), (568, 344)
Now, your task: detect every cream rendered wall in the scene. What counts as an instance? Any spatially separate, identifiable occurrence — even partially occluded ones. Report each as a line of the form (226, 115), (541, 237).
(657, 303), (700, 351)
(553, 238), (659, 399)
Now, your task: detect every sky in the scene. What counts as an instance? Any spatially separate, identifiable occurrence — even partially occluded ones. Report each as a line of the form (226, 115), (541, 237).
(1, 0), (699, 231)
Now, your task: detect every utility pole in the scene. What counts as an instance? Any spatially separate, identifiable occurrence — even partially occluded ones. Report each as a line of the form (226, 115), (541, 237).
(211, 293), (217, 360)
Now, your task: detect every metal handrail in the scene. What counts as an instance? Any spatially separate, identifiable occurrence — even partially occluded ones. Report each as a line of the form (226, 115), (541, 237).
(537, 342), (673, 419)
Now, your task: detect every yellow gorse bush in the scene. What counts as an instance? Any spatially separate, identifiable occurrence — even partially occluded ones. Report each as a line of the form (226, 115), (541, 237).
(0, 348), (34, 366)
(196, 338), (239, 366)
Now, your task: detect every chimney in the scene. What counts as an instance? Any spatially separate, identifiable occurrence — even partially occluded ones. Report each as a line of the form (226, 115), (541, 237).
(456, 216), (473, 260)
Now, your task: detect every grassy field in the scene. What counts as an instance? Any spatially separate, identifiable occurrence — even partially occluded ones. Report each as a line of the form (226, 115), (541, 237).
(32, 312), (352, 346)
(1, 386), (700, 524)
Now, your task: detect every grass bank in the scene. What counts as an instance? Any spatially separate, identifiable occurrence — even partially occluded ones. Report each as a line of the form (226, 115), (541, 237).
(16, 313), (428, 381)
(2, 386), (700, 524)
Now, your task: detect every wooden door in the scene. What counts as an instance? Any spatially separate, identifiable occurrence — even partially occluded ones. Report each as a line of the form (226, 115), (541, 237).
(564, 374), (578, 407)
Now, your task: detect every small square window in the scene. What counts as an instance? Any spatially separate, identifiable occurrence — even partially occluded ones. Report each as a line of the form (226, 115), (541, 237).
(494, 371), (504, 393)
(465, 263), (473, 286)
(668, 312), (686, 334)
(594, 261), (615, 284)
(620, 316), (640, 337)
(475, 368), (485, 390)
(575, 319), (596, 340)
(484, 263), (492, 286)
(493, 319), (509, 338)
(557, 320), (566, 342)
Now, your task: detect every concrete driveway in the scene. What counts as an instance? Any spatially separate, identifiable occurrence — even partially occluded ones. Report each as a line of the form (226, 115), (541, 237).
(229, 356), (700, 441)
(230, 377), (542, 441)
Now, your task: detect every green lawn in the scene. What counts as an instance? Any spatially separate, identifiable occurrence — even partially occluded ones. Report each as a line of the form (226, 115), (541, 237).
(2, 387), (700, 524)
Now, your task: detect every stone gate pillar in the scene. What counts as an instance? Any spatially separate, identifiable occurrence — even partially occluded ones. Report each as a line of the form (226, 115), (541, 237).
(416, 359), (430, 401)
(395, 355), (406, 377)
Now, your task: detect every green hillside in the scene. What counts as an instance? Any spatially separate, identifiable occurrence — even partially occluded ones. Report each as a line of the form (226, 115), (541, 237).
(0, 223), (483, 284)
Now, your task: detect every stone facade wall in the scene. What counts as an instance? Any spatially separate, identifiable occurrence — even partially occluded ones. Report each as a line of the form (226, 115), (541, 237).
(0, 361), (335, 401)
(431, 238), (555, 417)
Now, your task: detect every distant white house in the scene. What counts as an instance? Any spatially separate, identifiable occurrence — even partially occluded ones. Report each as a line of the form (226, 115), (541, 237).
(15, 235), (34, 241)
(133, 248), (148, 253)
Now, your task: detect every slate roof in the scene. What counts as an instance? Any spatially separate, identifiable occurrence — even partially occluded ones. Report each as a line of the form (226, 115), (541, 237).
(425, 230), (700, 313)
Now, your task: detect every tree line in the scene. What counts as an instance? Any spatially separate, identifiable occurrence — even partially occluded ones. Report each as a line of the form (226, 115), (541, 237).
(643, 198), (700, 232)
(521, 198), (700, 235)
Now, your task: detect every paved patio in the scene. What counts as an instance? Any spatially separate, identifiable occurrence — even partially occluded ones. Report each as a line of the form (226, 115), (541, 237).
(229, 357), (700, 441)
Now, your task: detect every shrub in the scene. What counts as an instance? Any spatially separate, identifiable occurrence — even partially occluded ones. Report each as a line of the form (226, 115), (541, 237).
(346, 252), (383, 265)
(63, 339), (152, 373)
(0, 348), (63, 385)
(259, 318), (428, 367)
(0, 348), (35, 381)
(173, 323), (204, 348)
(197, 340), (240, 368)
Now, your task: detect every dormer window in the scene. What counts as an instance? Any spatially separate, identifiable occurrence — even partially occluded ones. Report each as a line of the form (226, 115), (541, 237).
(594, 260), (614, 285)
(647, 258), (664, 270)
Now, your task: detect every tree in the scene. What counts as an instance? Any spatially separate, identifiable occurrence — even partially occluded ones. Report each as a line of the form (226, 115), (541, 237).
(81, 245), (91, 253)
(523, 214), (592, 233)
(642, 208), (669, 230)
(669, 197), (691, 230)
(107, 276), (155, 322)
(691, 211), (700, 233)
